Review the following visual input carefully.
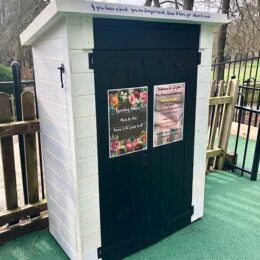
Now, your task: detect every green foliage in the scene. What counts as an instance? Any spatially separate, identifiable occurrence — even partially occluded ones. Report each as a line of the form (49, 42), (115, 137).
(0, 63), (12, 81)
(0, 63), (13, 94)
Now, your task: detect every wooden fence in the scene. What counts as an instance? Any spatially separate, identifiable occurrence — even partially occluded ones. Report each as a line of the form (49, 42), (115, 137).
(0, 91), (47, 243)
(207, 79), (239, 170)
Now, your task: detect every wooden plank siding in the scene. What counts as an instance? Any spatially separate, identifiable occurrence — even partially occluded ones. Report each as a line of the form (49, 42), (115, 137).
(31, 19), (79, 259)
(67, 16), (102, 257)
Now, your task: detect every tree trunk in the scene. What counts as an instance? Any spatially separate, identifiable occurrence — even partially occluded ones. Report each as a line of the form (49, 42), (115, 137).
(144, 0), (160, 7)
(153, 0), (160, 7)
(215, 0), (230, 81)
(144, 0), (152, 6)
(183, 0), (194, 10)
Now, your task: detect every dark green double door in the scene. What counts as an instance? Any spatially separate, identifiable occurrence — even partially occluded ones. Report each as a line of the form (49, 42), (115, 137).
(93, 19), (200, 260)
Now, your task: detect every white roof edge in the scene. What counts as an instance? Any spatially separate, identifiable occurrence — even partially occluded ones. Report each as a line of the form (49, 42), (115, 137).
(20, 1), (60, 46)
(21, 0), (229, 46)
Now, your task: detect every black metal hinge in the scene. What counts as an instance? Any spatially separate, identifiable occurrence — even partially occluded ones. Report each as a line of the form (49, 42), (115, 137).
(197, 52), (201, 65)
(89, 53), (94, 69)
(97, 247), (102, 259)
(191, 205), (194, 216)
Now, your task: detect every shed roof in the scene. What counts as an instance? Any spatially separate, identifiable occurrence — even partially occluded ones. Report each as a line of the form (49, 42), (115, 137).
(20, 0), (228, 46)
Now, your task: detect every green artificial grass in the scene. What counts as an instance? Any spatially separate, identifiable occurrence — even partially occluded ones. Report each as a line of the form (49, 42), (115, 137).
(0, 229), (68, 260)
(228, 135), (259, 174)
(127, 171), (260, 260)
(1, 171), (260, 259)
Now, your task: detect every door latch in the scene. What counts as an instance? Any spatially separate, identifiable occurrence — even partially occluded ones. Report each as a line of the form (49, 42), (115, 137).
(57, 63), (65, 88)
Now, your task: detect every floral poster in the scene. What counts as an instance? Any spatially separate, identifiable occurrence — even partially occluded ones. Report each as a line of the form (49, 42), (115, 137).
(153, 83), (185, 147)
(108, 87), (148, 158)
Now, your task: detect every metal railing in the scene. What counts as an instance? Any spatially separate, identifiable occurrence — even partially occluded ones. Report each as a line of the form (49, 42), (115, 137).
(212, 52), (260, 180)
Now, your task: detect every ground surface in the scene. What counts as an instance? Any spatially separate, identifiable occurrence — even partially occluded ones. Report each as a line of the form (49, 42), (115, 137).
(0, 170), (260, 260)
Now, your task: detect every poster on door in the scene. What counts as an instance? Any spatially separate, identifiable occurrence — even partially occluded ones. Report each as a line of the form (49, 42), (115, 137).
(153, 83), (185, 147)
(108, 87), (148, 158)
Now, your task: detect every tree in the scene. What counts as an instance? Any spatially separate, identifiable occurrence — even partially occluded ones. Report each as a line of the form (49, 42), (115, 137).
(215, 0), (231, 80)
(144, 0), (194, 9)
(227, 0), (260, 55)
(0, 0), (49, 77)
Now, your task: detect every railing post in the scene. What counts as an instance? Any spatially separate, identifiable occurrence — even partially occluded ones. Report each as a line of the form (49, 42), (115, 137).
(251, 123), (260, 181)
(11, 61), (29, 204)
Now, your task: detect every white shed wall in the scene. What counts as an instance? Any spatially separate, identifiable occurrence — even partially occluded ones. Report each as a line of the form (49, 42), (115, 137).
(191, 24), (213, 221)
(32, 19), (80, 259)
(66, 16), (101, 260)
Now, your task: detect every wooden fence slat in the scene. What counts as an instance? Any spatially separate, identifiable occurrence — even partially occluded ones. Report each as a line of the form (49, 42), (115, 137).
(207, 148), (223, 159)
(209, 96), (233, 106)
(208, 81), (225, 150)
(216, 79), (239, 169)
(0, 93), (18, 210)
(0, 214), (48, 244)
(22, 91), (39, 204)
(208, 80), (217, 127)
(0, 200), (47, 226)
(0, 120), (39, 138)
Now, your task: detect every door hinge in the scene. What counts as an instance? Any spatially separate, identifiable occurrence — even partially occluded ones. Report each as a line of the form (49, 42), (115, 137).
(191, 205), (194, 216)
(197, 52), (201, 65)
(97, 247), (102, 259)
(89, 53), (94, 69)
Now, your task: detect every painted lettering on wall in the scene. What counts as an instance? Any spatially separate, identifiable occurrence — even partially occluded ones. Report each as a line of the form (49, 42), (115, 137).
(90, 2), (211, 20)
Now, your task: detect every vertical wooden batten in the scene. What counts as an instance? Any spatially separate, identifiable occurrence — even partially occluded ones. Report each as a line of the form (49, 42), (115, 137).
(22, 91), (39, 204)
(0, 93), (18, 210)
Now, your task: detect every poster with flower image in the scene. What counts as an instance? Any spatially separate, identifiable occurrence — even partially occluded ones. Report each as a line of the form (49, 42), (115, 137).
(153, 83), (185, 147)
(108, 87), (148, 158)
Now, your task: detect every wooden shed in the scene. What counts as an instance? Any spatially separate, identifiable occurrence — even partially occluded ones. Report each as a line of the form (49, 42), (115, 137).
(21, 1), (228, 259)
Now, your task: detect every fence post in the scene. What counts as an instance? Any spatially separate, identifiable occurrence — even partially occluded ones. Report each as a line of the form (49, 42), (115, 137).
(10, 94), (16, 121)
(208, 80), (217, 127)
(22, 91), (39, 203)
(251, 123), (260, 181)
(33, 70), (45, 199)
(208, 81), (224, 150)
(11, 61), (28, 204)
(216, 79), (239, 169)
(0, 93), (18, 210)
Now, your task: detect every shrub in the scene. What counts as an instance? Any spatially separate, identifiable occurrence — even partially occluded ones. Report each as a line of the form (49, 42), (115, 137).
(0, 63), (12, 81)
(0, 63), (13, 94)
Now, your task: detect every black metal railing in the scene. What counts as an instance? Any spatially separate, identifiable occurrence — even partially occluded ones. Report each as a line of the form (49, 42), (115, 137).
(212, 51), (260, 180)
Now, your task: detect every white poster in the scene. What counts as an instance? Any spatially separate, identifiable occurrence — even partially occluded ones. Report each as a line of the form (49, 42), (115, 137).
(153, 83), (185, 147)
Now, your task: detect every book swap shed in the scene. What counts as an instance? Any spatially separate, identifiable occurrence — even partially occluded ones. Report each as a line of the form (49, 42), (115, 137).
(20, 1), (228, 259)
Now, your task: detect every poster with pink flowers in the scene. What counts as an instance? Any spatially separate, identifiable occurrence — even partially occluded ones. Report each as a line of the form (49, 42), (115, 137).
(153, 83), (185, 147)
(108, 87), (148, 158)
